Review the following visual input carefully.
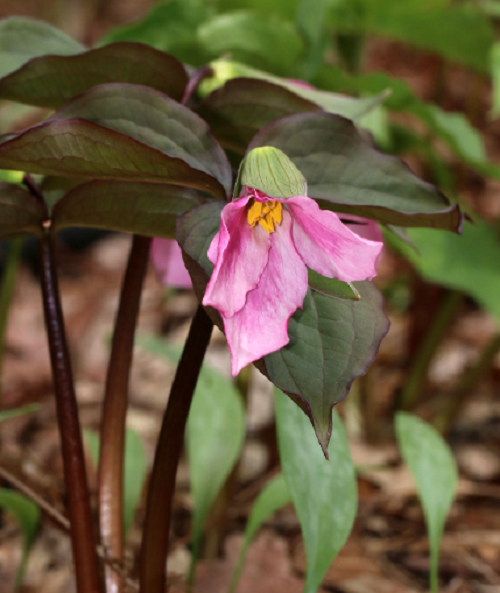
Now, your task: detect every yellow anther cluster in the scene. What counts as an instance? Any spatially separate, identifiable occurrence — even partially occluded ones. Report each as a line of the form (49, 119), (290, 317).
(247, 200), (283, 234)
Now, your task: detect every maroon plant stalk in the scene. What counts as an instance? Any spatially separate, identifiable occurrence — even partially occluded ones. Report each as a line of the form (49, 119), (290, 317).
(39, 227), (103, 593)
(96, 66), (213, 593)
(97, 235), (151, 593)
(139, 306), (213, 593)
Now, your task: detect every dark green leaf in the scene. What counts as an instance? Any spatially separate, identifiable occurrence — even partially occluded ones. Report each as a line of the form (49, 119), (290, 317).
(176, 201), (226, 306)
(248, 113), (463, 231)
(49, 83), (232, 195)
(0, 16), (84, 79)
(0, 85), (232, 199)
(275, 389), (357, 593)
(308, 268), (360, 300)
(0, 182), (45, 239)
(229, 474), (291, 593)
(177, 203), (389, 451)
(197, 11), (304, 76)
(0, 488), (40, 589)
(52, 181), (206, 237)
(98, 0), (210, 66)
(0, 42), (188, 108)
(198, 64), (388, 153)
(197, 78), (322, 153)
(395, 412), (458, 593)
(265, 283), (388, 450)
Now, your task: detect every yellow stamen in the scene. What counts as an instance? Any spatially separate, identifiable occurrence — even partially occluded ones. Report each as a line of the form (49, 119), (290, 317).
(247, 200), (283, 234)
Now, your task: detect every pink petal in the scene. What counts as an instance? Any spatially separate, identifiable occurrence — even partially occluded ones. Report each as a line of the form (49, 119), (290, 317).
(343, 214), (384, 242)
(203, 196), (271, 318)
(285, 196), (383, 282)
(151, 238), (193, 289)
(223, 210), (308, 376)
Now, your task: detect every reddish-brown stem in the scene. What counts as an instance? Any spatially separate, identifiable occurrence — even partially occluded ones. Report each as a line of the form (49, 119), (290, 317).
(97, 235), (151, 593)
(39, 228), (102, 593)
(139, 306), (213, 593)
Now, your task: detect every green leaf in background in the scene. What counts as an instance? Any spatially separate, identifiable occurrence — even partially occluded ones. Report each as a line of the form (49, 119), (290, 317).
(395, 412), (458, 593)
(52, 181), (206, 237)
(248, 112), (463, 231)
(0, 403), (40, 423)
(84, 428), (148, 534)
(0, 42), (188, 108)
(228, 473), (291, 593)
(0, 182), (46, 240)
(135, 336), (246, 581)
(0, 85), (231, 200)
(176, 203), (389, 451)
(491, 41), (500, 119)
(0, 16), (84, 79)
(217, 0), (299, 20)
(0, 488), (40, 589)
(198, 11), (304, 76)
(307, 268), (360, 300)
(98, 0), (211, 66)
(275, 388), (357, 593)
(186, 353), (245, 578)
(399, 221), (500, 323)
(398, 222), (500, 326)
(328, 0), (494, 73)
(314, 67), (497, 178)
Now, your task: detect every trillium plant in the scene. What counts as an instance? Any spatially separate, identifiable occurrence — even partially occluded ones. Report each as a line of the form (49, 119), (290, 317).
(0, 16), (464, 593)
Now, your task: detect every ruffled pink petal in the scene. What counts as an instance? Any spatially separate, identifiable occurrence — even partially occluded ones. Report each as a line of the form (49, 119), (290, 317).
(223, 210), (308, 376)
(203, 196), (271, 318)
(343, 214), (384, 242)
(284, 196), (383, 282)
(151, 238), (193, 289)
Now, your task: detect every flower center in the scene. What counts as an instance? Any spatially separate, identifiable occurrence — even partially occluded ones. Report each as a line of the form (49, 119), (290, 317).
(247, 200), (283, 234)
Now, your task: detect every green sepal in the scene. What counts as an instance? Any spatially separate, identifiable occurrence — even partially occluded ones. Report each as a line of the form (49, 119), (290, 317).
(234, 146), (307, 199)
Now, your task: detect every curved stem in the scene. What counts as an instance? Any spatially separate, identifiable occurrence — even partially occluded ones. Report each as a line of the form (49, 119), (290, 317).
(39, 228), (102, 593)
(139, 306), (213, 593)
(97, 235), (151, 593)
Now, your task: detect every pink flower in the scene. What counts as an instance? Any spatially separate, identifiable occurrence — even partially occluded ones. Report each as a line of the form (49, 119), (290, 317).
(342, 214), (384, 242)
(203, 188), (383, 376)
(151, 238), (192, 289)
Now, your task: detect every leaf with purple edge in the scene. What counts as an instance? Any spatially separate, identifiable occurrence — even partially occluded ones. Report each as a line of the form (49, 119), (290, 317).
(248, 112), (463, 231)
(0, 42), (189, 108)
(176, 201), (390, 451)
(0, 16), (84, 79)
(52, 181), (207, 237)
(0, 85), (232, 200)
